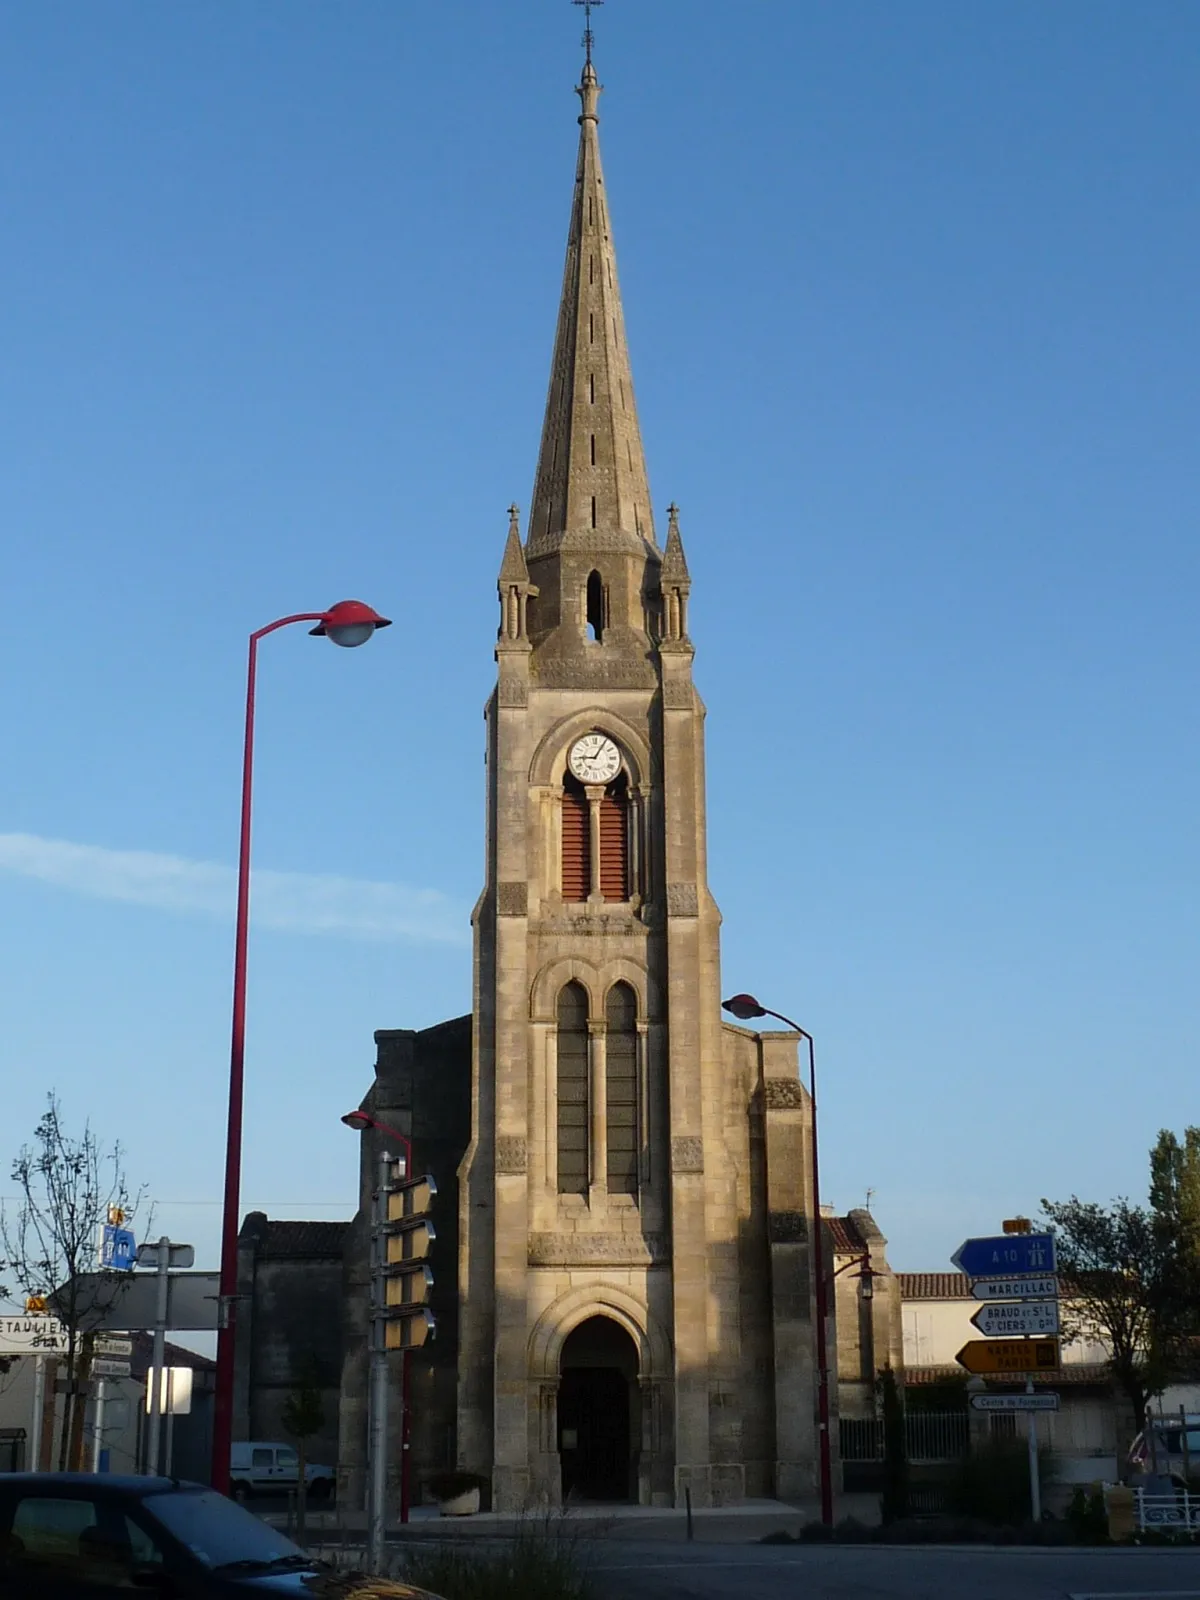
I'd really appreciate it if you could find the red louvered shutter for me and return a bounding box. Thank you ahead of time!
[599,793,628,901]
[561,791,590,901]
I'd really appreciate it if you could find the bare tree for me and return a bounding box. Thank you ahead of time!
[1,1094,149,1469]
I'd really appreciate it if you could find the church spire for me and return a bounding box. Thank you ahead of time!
[527,52,656,560]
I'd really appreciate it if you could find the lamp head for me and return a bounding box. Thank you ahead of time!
[340,1110,373,1133]
[722,993,767,1022]
[310,600,392,649]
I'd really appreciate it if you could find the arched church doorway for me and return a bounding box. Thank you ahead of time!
[558,1315,639,1503]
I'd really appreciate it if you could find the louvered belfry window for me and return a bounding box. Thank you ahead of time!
[599,782,629,901]
[605,982,639,1196]
[556,982,590,1195]
[561,777,590,902]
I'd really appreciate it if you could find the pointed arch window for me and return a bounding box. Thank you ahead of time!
[557,982,590,1196]
[586,570,605,641]
[605,983,639,1196]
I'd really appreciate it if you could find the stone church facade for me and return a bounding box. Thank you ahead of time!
[334,56,834,1512]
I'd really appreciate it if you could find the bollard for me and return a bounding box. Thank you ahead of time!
[685,1486,693,1541]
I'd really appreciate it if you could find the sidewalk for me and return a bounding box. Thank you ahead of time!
[267,1493,881,1545]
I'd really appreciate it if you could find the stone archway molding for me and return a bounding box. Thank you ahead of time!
[528,706,657,790]
[528,1282,670,1382]
[529,953,655,1023]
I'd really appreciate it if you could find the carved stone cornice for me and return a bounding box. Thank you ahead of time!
[671,1135,703,1174]
[528,1231,667,1266]
[763,1078,806,1110]
[496,1136,528,1175]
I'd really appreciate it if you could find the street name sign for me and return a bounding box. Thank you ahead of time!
[952,1234,1056,1278]
[970,1393,1060,1414]
[956,1337,1060,1375]
[94,1337,133,1357]
[971,1301,1060,1338]
[970,1275,1059,1302]
[0,1316,68,1355]
[91,1357,132,1378]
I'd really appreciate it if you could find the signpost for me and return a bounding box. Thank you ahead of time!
[956,1337,1060,1375]
[954,1227,1064,1523]
[970,1393,1060,1414]
[971,1301,1060,1339]
[952,1233,1056,1278]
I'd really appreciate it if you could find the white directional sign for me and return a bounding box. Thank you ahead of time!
[94,1337,133,1357]
[91,1357,132,1378]
[971,1300,1060,1338]
[970,1275,1059,1302]
[970,1392,1060,1414]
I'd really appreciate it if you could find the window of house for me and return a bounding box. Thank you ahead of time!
[586,570,604,641]
[605,983,639,1196]
[557,982,590,1195]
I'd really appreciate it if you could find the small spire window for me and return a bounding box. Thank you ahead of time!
[586,570,605,642]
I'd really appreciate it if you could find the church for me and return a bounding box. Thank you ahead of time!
[235,45,899,1514]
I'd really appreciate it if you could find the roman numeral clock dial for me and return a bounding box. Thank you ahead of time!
[568,734,621,785]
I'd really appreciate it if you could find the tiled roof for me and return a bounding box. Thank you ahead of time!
[906,1363,1110,1388]
[899,1273,974,1299]
[128,1330,216,1379]
[830,1216,868,1255]
[239,1216,352,1259]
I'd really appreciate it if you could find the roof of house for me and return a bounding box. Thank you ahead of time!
[899,1273,974,1299]
[129,1330,216,1379]
[238,1215,352,1259]
[830,1215,869,1255]
[905,1363,1110,1388]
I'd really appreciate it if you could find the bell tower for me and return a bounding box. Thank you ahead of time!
[458,50,817,1512]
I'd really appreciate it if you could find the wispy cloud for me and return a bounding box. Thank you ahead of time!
[0,832,467,946]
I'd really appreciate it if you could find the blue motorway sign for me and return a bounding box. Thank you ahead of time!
[952,1233,1056,1279]
[100,1224,137,1272]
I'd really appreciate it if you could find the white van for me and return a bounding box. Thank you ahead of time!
[229,1442,335,1502]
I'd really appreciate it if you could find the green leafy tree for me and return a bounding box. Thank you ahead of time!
[281,1361,326,1543]
[1149,1127,1200,1355]
[1041,1196,1172,1433]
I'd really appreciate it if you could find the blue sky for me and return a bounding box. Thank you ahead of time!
[1,1,1197,1280]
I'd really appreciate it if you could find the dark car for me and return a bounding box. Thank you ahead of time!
[0,1474,441,1598]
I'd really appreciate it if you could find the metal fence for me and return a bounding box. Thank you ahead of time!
[1135,1489,1200,1532]
[839,1412,969,1464]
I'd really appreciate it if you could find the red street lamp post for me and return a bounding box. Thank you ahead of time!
[341,1109,413,1526]
[721,992,834,1528]
[210,602,391,1496]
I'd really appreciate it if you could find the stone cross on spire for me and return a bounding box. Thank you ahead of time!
[526,42,656,561]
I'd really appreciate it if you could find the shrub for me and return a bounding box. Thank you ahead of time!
[1064,1486,1109,1543]
[400,1515,596,1600]
[944,1439,1054,1526]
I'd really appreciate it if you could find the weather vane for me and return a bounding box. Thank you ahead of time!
[573,0,603,65]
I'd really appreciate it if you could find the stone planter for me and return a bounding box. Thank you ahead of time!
[437,1486,481,1517]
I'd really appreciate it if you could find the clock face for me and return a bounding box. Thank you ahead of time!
[568,733,622,785]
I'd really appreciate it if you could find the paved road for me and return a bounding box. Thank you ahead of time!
[589,1541,1200,1600]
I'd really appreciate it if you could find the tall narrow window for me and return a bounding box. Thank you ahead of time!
[606,984,638,1196]
[586,570,604,642]
[599,772,629,901]
[557,982,590,1195]
[561,774,590,901]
